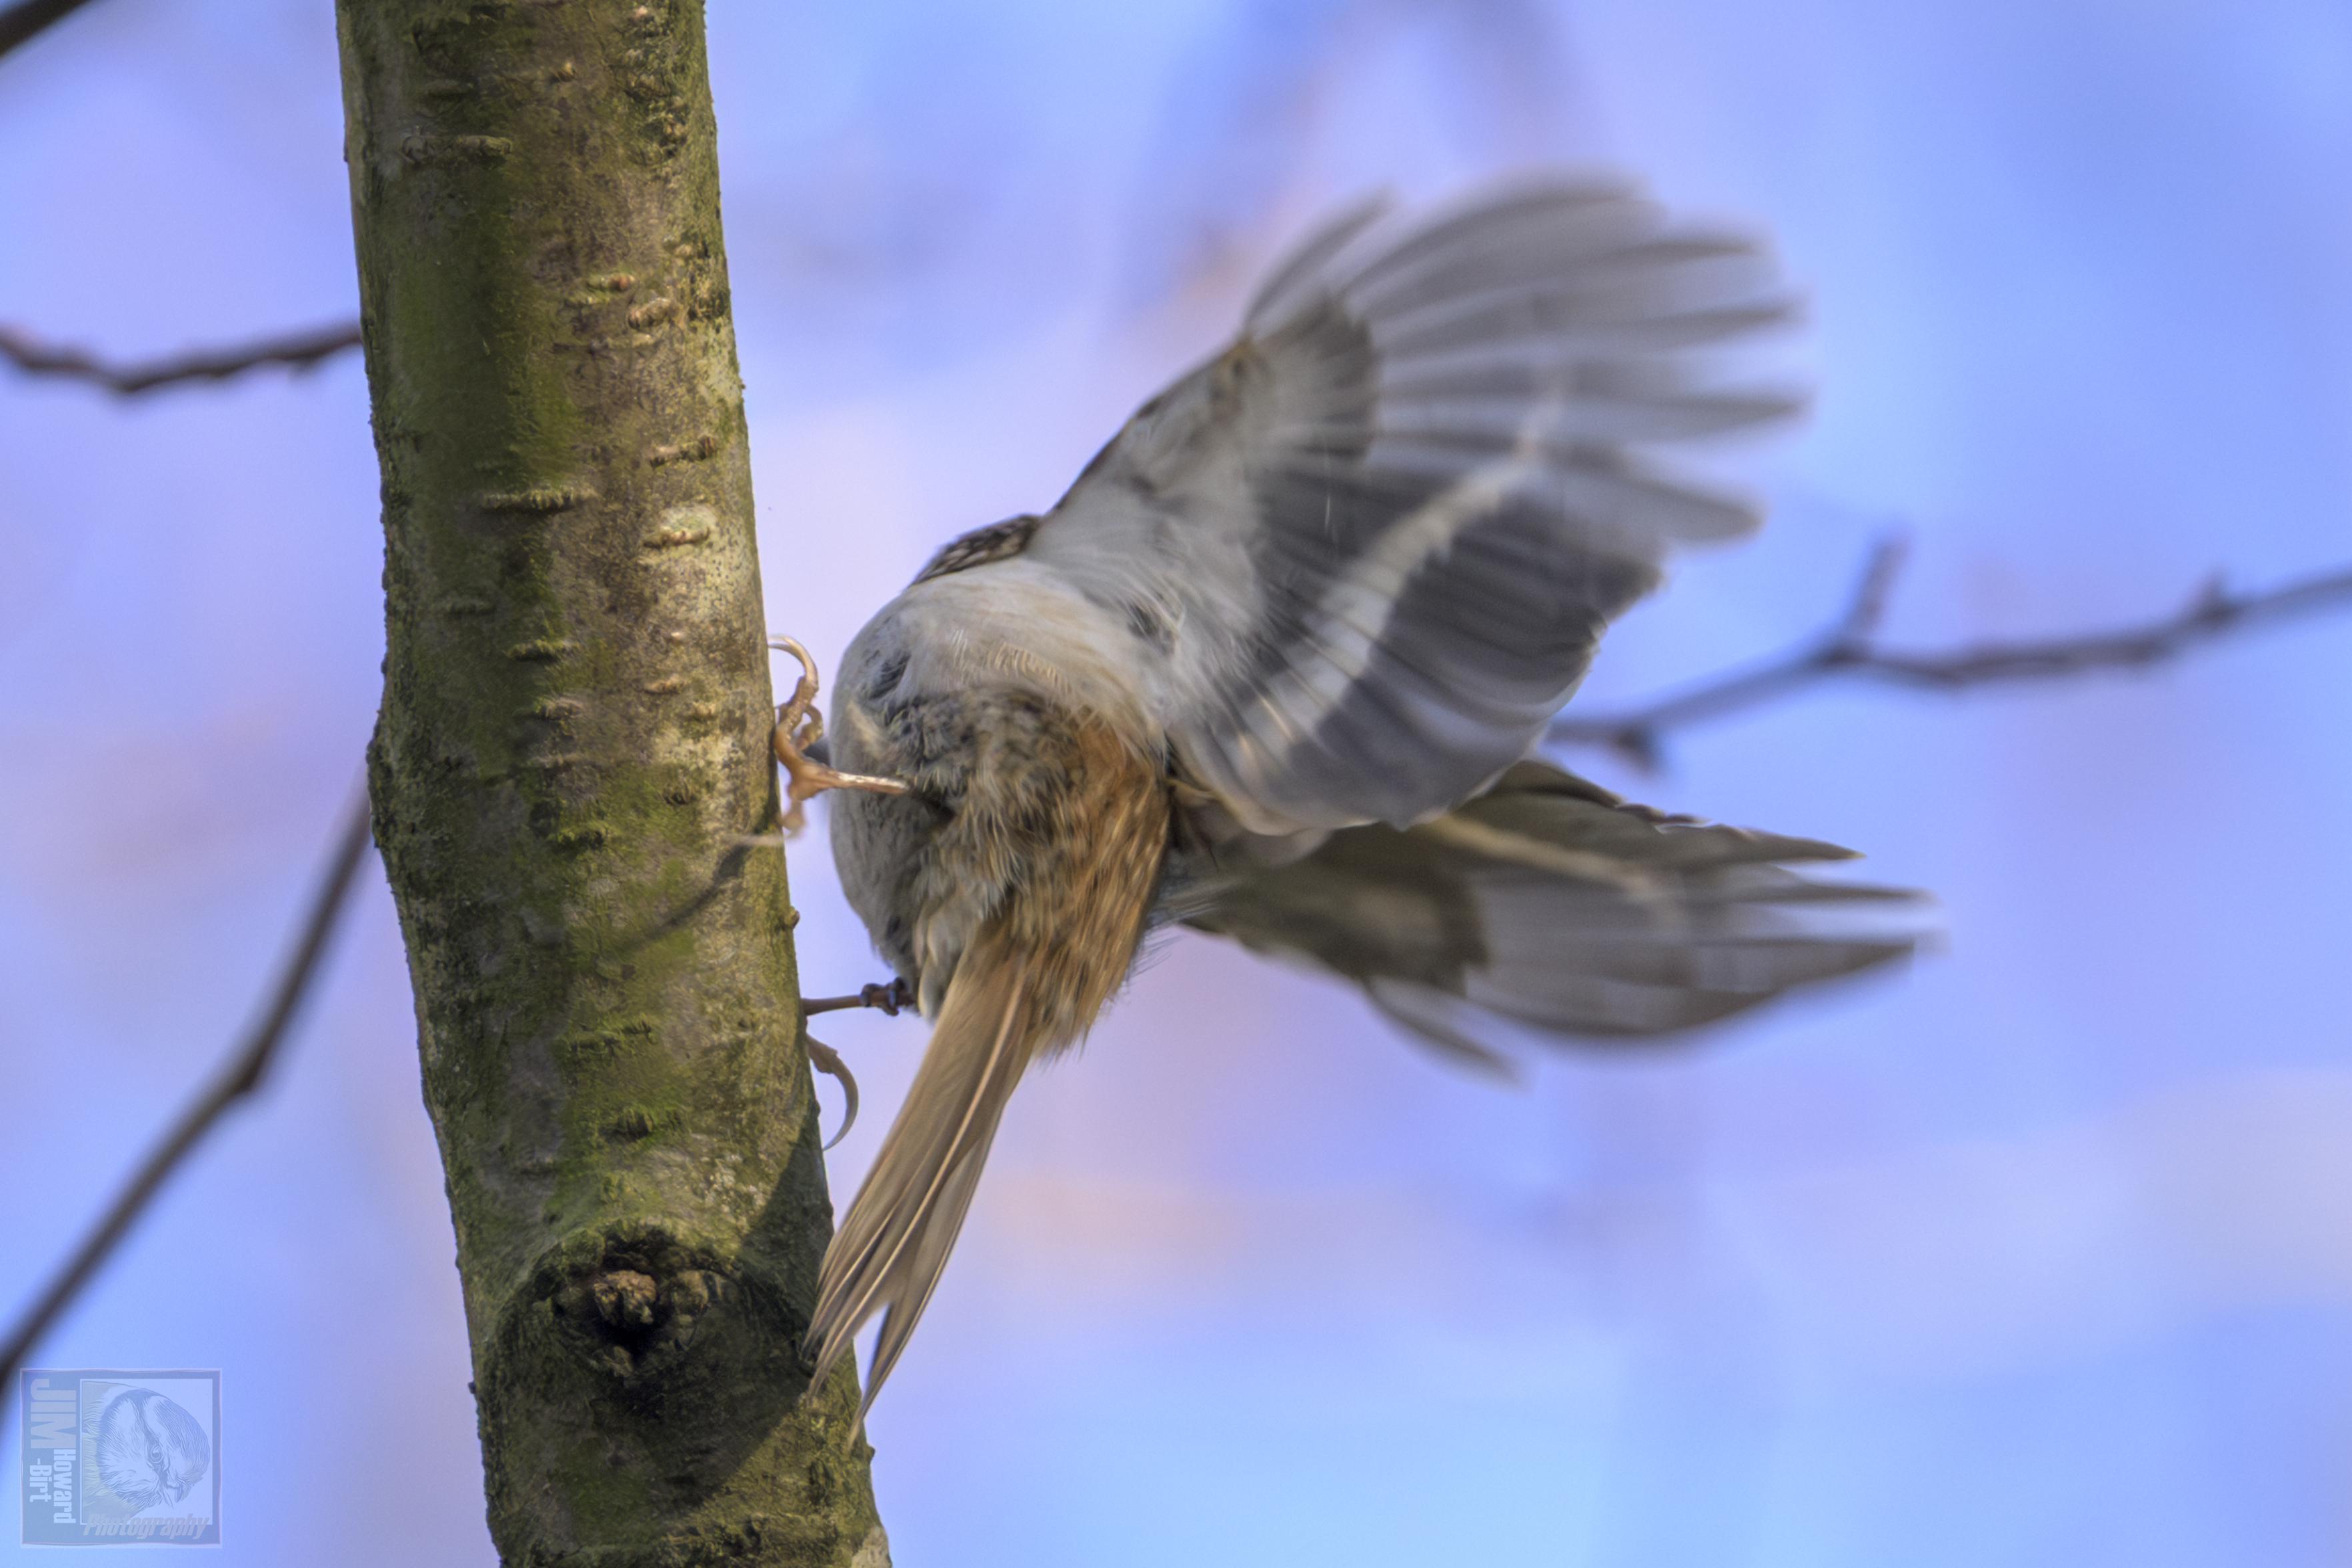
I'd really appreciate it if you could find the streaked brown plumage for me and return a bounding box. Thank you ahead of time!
[806,697,1170,1409]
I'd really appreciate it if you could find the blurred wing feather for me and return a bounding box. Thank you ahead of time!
[1031,179,1796,833]
[1189,762,1927,1052]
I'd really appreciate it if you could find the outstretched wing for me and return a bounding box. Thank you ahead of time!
[1027,177,1798,836]
[1188,762,1926,1064]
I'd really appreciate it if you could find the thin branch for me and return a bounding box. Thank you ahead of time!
[0,792,373,1391]
[0,319,363,395]
[1549,540,2352,769]
[0,0,103,61]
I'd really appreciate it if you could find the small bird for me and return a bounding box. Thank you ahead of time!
[780,177,1923,1417]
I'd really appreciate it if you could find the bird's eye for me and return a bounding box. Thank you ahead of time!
[862,651,910,703]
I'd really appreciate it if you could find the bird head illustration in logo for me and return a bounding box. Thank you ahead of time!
[91,1387,210,1512]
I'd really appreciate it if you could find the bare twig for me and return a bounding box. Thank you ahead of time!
[0,793,372,1391]
[1550,539,2352,769]
[0,319,362,395]
[0,0,103,61]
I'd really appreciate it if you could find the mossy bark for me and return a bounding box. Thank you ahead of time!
[332,4,885,1562]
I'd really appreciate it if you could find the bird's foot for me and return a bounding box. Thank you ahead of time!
[802,1033,860,1151]
[798,979,913,1149]
[802,977,915,1017]
[766,635,912,836]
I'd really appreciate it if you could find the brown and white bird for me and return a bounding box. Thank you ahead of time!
[780,177,1923,1417]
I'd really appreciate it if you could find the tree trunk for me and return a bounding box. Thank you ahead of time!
[331,4,886,1562]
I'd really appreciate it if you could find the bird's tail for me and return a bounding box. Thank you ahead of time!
[803,921,1040,1417]
[806,725,1169,1419]
[1189,761,1927,1074]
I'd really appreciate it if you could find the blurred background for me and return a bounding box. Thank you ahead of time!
[5,1,2352,1563]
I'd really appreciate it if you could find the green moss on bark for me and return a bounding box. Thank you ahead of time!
[333,3,884,1561]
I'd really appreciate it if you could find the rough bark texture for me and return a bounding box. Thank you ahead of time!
[332,4,886,1563]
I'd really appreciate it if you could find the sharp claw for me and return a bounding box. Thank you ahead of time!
[766,635,912,836]
[804,1033,860,1151]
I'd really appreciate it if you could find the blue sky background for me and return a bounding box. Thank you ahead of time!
[5,1,2352,1563]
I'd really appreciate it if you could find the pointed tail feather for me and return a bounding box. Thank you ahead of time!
[804,929,1037,1417]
